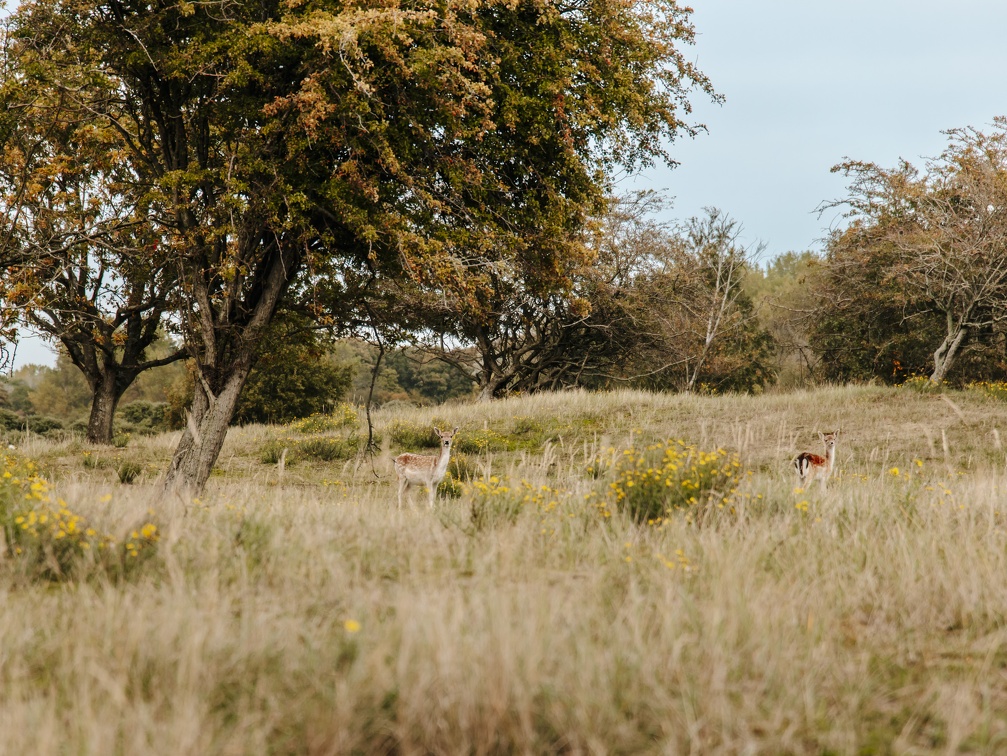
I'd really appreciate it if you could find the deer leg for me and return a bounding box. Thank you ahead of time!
[397,477,408,509]
[428,482,437,510]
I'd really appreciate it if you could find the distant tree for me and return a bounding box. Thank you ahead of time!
[27,352,93,422]
[745,251,824,387]
[405,193,679,398]
[0,44,183,444]
[384,350,475,405]
[233,317,352,426]
[829,119,1007,383]
[621,208,773,392]
[809,224,944,383]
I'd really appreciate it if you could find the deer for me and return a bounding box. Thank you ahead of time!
[394,426,459,509]
[794,430,839,491]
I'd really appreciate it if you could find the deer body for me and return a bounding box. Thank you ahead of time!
[794,430,839,490]
[394,427,458,509]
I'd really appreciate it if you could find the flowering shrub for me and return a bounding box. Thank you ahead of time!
[289,403,359,434]
[898,375,943,393]
[0,453,159,581]
[967,380,1007,402]
[453,429,513,454]
[465,476,525,531]
[436,472,464,499]
[606,441,744,524]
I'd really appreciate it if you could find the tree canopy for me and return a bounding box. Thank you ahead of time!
[1,0,717,490]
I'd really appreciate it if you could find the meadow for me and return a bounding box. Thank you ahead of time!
[3,384,1007,754]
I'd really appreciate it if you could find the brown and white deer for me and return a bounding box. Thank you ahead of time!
[394,426,459,509]
[794,430,839,490]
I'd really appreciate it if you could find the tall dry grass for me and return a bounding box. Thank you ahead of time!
[2,385,1007,753]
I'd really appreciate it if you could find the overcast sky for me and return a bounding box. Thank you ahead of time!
[11,1,1007,369]
[624,0,1007,261]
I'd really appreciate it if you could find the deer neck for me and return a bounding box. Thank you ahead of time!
[825,445,835,474]
[434,445,452,475]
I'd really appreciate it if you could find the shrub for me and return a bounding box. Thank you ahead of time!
[117,461,143,484]
[112,433,130,448]
[260,441,289,465]
[259,435,359,464]
[606,440,744,524]
[967,380,1007,401]
[453,428,513,454]
[118,401,169,433]
[448,453,479,482]
[296,435,359,462]
[0,412,65,436]
[389,421,439,450]
[466,476,524,531]
[437,472,464,499]
[899,375,944,393]
[289,403,359,434]
[0,408,22,431]
[0,452,158,581]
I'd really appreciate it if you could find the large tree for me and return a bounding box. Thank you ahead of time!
[4,0,716,492]
[829,119,1007,383]
[0,68,184,443]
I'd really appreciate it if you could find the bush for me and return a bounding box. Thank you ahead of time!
[0,408,21,431]
[967,380,1007,401]
[606,440,744,524]
[0,452,159,581]
[28,416,64,434]
[260,441,289,465]
[453,428,513,454]
[899,375,944,393]
[296,435,359,462]
[118,401,169,433]
[437,472,464,499]
[448,453,479,482]
[466,476,524,531]
[289,403,358,434]
[117,461,143,484]
[2,414,65,435]
[260,435,359,464]
[389,421,439,450]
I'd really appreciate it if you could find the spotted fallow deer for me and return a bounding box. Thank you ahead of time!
[394,426,459,509]
[794,430,839,491]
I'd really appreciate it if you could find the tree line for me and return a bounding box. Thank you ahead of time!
[0,1,1003,494]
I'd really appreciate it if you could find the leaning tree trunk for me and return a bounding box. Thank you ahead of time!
[162,244,299,495]
[929,320,967,384]
[162,360,254,495]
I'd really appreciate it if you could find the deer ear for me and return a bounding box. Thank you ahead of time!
[819,431,825,442]
[453,426,459,434]
[834,429,840,437]
[433,426,441,434]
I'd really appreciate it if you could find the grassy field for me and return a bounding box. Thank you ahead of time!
[4,384,1007,754]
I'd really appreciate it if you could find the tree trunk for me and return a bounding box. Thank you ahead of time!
[85,368,122,445]
[162,361,254,495]
[930,322,967,383]
[477,381,496,402]
[162,244,299,495]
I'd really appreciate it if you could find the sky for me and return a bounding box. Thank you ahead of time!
[624,0,1007,262]
[10,0,1007,369]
